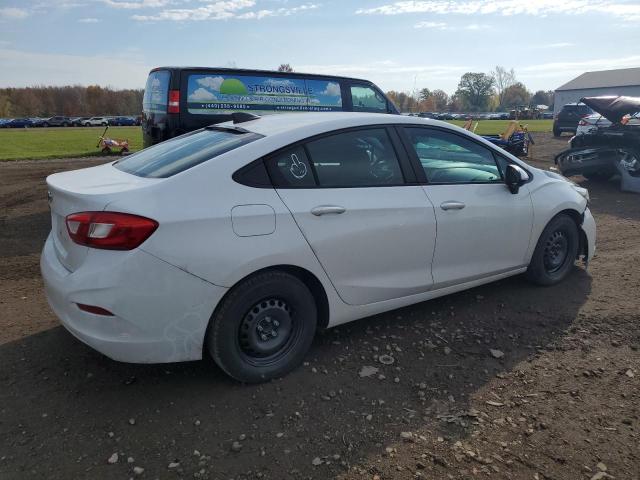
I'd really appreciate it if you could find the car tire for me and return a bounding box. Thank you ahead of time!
[101,122,107,126]
[43,122,49,128]
[526,214,579,286]
[553,126,561,137]
[206,270,317,383]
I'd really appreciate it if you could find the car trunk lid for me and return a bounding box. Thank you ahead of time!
[46,162,158,272]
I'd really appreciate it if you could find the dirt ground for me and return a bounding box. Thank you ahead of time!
[0,134,638,480]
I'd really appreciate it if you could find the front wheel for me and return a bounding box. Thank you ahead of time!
[206,271,317,383]
[526,214,579,286]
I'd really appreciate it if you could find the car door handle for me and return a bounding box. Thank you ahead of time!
[440,201,466,211]
[311,205,346,216]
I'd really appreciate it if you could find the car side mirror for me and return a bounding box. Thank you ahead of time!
[505,164,528,194]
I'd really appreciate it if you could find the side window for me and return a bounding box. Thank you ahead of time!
[350,85,387,112]
[265,146,316,187]
[305,128,403,187]
[404,128,502,184]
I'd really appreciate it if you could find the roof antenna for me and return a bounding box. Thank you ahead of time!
[232,112,260,124]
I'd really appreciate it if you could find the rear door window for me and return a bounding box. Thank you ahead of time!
[186,73,344,115]
[350,85,388,112]
[115,129,263,178]
[143,70,170,114]
[306,128,403,187]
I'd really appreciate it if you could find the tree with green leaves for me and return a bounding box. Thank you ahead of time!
[277,64,294,72]
[455,73,495,111]
[418,88,431,102]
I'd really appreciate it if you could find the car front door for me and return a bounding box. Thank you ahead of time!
[400,126,534,288]
[268,127,437,306]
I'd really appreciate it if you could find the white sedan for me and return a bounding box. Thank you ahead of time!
[41,112,596,383]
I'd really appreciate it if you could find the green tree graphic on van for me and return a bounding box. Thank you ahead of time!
[219,78,248,95]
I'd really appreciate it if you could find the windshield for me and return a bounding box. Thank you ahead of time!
[115,129,263,178]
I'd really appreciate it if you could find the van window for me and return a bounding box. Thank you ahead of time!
[116,129,263,178]
[143,70,170,114]
[186,73,344,115]
[351,85,387,112]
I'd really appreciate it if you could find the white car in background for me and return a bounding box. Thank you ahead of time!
[41,112,596,383]
[83,116,109,127]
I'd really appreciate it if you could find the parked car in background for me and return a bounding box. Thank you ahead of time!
[542,111,554,120]
[31,117,47,127]
[6,118,34,128]
[71,117,91,127]
[41,111,595,383]
[553,103,594,137]
[83,117,109,126]
[0,118,10,128]
[108,116,137,126]
[43,116,72,127]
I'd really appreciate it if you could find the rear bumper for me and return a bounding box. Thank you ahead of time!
[40,234,227,363]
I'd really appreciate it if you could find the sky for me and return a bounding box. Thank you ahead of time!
[0,0,638,95]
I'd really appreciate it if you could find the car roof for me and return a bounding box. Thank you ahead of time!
[218,112,446,138]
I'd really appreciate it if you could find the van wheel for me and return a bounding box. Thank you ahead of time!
[553,126,561,137]
[207,271,317,383]
[526,214,579,286]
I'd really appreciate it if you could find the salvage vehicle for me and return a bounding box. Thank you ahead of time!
[555,96,640,190]
[573,112,640,142]
[41,112,595,383]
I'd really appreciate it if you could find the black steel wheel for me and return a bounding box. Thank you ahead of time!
[207,270,317,383]
[526,214,579,286]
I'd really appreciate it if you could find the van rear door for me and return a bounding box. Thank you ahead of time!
[142,69,171,147]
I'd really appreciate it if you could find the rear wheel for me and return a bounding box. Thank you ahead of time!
[526,214,579,286]
[206,271,317,383]
[553,126,561,137]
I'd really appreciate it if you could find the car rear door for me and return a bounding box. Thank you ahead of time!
[399,126,534,287]
[269,126,437,306]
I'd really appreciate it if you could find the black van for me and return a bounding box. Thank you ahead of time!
[142,67,399,147]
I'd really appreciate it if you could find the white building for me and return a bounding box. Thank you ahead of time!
[554,67,640,115]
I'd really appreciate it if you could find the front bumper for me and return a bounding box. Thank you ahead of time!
[40,234,227,363]
[581,207,597,262]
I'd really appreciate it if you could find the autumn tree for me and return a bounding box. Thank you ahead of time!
[502,82,531,109]
[430,89,449,110]
[491,66,516,109]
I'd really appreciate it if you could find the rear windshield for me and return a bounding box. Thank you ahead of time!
[186,73,344,115]
[115,129,263,178]
[143,70,170,114]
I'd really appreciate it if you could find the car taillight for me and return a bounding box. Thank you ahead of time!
[66,212,158,250]
[168,90,180,114]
